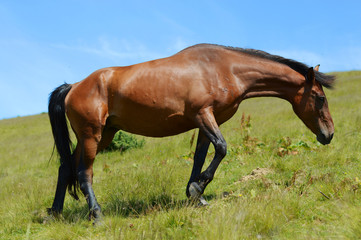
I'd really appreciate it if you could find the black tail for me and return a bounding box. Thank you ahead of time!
[48,83,79,200]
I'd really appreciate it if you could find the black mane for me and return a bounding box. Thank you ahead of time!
[221,45,335,88]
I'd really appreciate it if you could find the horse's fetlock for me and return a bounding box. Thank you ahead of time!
[200,171,213,183]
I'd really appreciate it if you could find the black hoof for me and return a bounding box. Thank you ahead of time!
[89,209,103,225]
[47,208,62,218]
[93,217,104,226]
[189,182,209,207]
[189,182,202,199]
[44,208,63,223]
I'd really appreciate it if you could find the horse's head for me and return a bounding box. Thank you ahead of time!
[291,66,334,145]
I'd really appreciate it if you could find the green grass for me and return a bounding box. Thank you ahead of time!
[0,71,361,239]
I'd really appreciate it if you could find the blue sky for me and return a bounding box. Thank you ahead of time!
[0,0,360,119]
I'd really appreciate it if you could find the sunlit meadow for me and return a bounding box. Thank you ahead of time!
[0,71,360,239]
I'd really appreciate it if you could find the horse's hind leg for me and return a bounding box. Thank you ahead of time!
[48,159,73,215]
[75,126,117,221]
[97,126,118,153]
[76,135,103,222]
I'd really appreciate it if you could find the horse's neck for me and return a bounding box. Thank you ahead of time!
[234,62,304,101]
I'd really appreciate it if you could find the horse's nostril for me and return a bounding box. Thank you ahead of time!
[317,131,333,145]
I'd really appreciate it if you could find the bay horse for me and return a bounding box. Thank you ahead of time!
[48,44,335,222]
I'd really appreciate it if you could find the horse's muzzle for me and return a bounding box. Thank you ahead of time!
[317,132,334,145]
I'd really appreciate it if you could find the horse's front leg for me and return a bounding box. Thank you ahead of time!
[188,107,227,205]
[186,131,210,202]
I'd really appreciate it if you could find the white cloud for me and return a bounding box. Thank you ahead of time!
[52,37,165,65]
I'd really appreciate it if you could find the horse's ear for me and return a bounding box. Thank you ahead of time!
[306,67,315,85]
[314,64,320,72]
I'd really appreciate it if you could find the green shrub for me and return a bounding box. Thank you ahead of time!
[103,131,145,152]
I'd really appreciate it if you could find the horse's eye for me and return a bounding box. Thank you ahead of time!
[316,96,325,109]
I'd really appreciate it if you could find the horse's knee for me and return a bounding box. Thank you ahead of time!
[215,140,227,158]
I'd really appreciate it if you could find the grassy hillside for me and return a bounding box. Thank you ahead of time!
[0,71,360,239]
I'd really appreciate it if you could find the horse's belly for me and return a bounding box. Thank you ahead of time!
[108,105,196,137]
